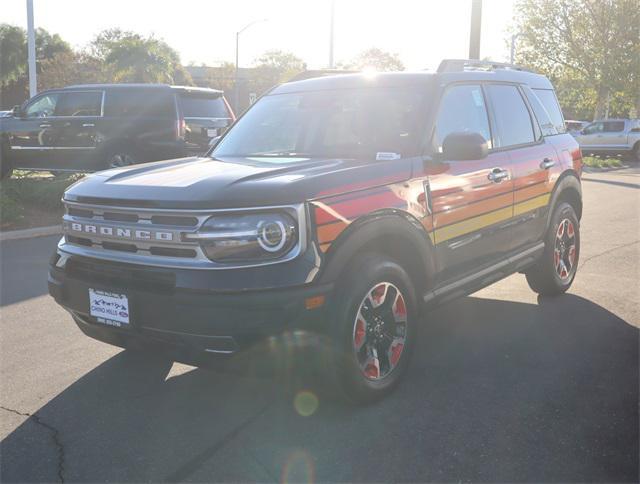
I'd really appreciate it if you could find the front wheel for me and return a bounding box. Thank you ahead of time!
[525,202,580,296]
[105,149,137,169]
[327,253,416,404]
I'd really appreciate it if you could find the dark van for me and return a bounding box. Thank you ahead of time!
[0,84,234,178]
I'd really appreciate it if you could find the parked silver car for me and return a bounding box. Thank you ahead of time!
[575,118,640,161]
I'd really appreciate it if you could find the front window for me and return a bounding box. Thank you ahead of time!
[213,87,428,162]
[24,93,59,118]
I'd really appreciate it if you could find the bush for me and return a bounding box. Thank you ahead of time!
[582,156,623,169]
[0,172,83,229]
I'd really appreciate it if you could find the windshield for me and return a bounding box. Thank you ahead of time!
[213,87,428,162]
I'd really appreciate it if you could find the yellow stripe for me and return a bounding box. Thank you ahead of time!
[514,193,551,216]
[433,193,551,245]
[435,206,513,244]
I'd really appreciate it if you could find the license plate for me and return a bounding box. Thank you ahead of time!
[89,289,130,328]
[207,128,218,137]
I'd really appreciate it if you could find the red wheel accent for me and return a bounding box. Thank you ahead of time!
[354,318,366,350]
[352,282,408,381]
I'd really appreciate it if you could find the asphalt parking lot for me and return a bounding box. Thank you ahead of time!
[1,169,638,483]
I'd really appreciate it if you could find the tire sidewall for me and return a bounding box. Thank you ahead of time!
[546,202,580,290]
[330,254,416,402]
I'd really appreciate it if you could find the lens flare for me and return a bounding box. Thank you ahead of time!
[293,390,319,417]
[281,449,315,484]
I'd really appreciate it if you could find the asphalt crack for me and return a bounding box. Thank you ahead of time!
[579,240,639,269]
[1,405,65,483]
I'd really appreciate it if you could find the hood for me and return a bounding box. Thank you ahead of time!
[64,156,413,209]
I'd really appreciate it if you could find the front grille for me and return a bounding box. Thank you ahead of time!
[61,201,214,267]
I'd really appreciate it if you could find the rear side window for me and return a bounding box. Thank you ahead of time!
[486,84,535,148]
[523,86,558,136]
[54,91,102,117]
[603,121,625,132]
[179,95,229,118]
[532,89,566,133]
[104,89,175,118]
[434,84,492,150]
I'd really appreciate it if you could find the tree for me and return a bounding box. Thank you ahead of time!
[90,29,193,85]
[339,47,405,72]
[0,24,71,87]
[253,50,306,83]
[513,0,640,119]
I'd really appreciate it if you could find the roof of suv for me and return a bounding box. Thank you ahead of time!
[63,83,223,95]
[274,61,553,95]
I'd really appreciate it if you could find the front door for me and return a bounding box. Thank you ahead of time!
[8,92,60,168]
[427,83,514,284]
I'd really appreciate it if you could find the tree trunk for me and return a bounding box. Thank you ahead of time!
[593,84,609,120]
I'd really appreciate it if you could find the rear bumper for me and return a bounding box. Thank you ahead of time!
[48,254,333,359]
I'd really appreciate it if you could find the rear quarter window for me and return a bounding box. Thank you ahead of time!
[532,88,566,134]
[179,95,230,118]
[104,89,175,118]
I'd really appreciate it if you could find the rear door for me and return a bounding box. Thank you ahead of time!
[600,120,627,149]
[427,83,514,284]
[177,92,233,154]
[48,90,104,170]
[485,84,560,251]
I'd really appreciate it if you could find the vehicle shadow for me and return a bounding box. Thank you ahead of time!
[1,294,638,483]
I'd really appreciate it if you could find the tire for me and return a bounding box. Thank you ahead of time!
[525,202,580,296]
[105,148,137,169]
[326,252,417,404]
[633,143,640,162]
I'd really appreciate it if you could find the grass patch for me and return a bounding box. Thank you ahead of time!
[0,171,84,230]
[582,156,623,169]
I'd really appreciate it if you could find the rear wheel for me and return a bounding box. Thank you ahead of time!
[327,253,416,404]
[525,202,580,296]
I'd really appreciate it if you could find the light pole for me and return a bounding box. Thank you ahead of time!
[234,19,266,114]
[26,0,37,97]
[328,0,335,68]
[510,33,522,64]
[468,0,482,60]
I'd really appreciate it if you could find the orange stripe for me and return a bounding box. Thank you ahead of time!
[317,221,348,244]
[515,182,551,204]
[434,192,513,229]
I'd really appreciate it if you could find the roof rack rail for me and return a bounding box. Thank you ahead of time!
[437,59,533,73]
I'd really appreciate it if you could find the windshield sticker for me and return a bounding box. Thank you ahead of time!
[472,89,485,107]
[376,152,401,161]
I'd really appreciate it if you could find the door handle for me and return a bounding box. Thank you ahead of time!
[39,123,51,128]
[82,123,95,127]
[488,168,509,183]
[540,158,555,169]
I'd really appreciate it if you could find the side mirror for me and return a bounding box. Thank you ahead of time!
[12,105,22,117]
[208,135,222,148]
[441,132,488,161]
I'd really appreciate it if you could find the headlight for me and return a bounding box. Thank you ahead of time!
[184,212,297,263]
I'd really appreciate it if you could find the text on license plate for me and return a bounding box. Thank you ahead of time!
[89,289,130,327]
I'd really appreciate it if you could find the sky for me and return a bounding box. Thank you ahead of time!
[2,0,517,71]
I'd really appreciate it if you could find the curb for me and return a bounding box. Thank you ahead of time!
[0,225,62,242]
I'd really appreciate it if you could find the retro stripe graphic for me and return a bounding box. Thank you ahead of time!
[313,181,552,253]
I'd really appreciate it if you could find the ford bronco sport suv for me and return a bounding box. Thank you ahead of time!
[49,60,583,403]
[0,84,234,178]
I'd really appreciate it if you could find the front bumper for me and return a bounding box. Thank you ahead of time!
[48,253,333,360]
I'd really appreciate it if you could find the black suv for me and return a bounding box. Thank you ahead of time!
[0,84,234,178]
[49,60,583,403]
